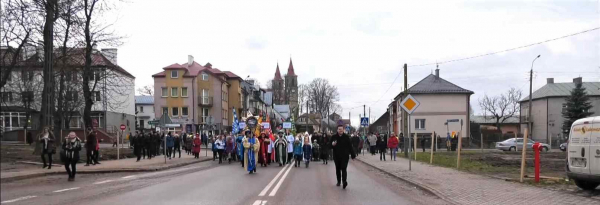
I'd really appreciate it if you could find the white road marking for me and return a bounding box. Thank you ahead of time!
[268,163,294,196]
[1,196,37,204]
[53,187,80,193]
[122,175,136,179]
[93,180,114,185]
[258,163,291,196]
[261,200,267,205]
[252,200,262,205]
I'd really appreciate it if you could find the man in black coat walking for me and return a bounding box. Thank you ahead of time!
[85,127,97,166]
[331,125,356,189]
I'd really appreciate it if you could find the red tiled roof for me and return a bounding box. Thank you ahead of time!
[210,68,224,74]
[287,58,296,76]
[274,63,283,80]
[163,63,186,69]
[224,71,242,79]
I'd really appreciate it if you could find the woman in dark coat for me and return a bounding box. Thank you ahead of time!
[61,132,82,181]
[377,136,387,161]
[37,126,56,169]
[320,133,330,165]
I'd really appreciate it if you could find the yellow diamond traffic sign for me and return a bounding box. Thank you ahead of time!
[400,94,420,114]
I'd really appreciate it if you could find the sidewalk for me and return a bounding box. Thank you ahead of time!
[356,153,599,205]
[1,152,214,182]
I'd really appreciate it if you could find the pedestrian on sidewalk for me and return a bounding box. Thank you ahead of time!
[215,135,225,164]
[61,132,81,181]
[85,127,97,166]
[377,136,387,161]
[94,133,101,165]
[174,134,182,158]
[421,137,427,152]
[350,134,360,157]
[387,134,399,161]
[211,135,218,161]
[320,132,330,165]
[368,134,377,156]
[303,136,312,168]
[112,136,117,147]
[192,133,201,158]
[37,126,56,169]
[331,125,356,189]
[293,136,302,167]
[133,132,142,162]
[285,129,295,165]
[166,132,174,159]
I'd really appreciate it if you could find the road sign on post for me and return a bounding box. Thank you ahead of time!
[120,124,126,131]
[400,94,420,171]
[360,117,369,127]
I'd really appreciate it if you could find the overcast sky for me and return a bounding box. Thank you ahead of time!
[107,0,599,127]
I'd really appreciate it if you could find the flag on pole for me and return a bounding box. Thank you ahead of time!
[232,109,239,134]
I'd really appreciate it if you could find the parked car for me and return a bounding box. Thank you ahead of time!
[495,138,550,152]
[566,116,600,191]
[560,142,568,152]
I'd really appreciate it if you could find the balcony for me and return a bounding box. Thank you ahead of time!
[198,96,213,107]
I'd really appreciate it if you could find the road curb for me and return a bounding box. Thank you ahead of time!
[1,158,212,183]
[354,157,460,205]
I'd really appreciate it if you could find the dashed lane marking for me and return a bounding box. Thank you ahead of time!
[53,187,80,193]
[93,180,114,185]
[252,200,267,205]
[1,196,37,204]
[121,175,136,179]
[268,163,294,196]
[258,163,292,196]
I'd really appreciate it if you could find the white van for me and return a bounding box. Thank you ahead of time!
[566,116,600,190]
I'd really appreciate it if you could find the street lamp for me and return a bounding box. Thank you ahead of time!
[528,55,541,141]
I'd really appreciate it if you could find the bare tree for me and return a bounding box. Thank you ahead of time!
[137,85,154,96]
[306,78,340,120]
[81,0,126,128]
[1,0,36,89]
[479,88,522,132]
[298,84,308,113]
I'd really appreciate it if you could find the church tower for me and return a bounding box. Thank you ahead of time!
[272,63,285,105]
[285,58,299,118]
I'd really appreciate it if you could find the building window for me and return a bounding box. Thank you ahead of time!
[202,72,209,81]
[91,113,104,128]
[172,107,179,116]
[21,91,33,102]
[6,72,11,82]
[66,91,78,101]
[202,108,209,123]
[93,91,101,101]
[68,116,81,128]
[181,87,188,97]
[182,107,188,116]
[171,70,178,78]
[222,91,227,101]
[22,70,34,81]
[162,107,168,115]
[1,92,13,102]
[162,87,168,97]
[139,120,145,129]
[223,109,228,120]
[415,119,425,130]
[171,87,178,97]
[140,106,144,113]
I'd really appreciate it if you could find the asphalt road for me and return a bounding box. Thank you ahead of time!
[1,157,448,205]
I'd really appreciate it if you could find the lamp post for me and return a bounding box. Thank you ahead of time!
[528,55,541,140]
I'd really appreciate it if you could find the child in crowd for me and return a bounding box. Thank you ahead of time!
[303,136,312,168]
[293,137,303,167]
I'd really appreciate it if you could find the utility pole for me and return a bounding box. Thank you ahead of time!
[403,64,408,157]
[363,105,366,137]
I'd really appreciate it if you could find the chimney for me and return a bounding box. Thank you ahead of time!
[573,77,582,85]
[101,48,118,65]
[435,68,440,78]
[547,78,554,84]
[188,55,194,65]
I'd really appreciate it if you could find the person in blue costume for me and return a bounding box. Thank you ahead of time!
[236,132,246,167]
[243,130,260,174]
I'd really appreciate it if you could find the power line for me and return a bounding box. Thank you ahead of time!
[411,27,600,67]
[366,27,599,108]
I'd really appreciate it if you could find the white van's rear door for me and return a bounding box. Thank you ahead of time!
[590,117,600,175]
[568,120,591,175]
